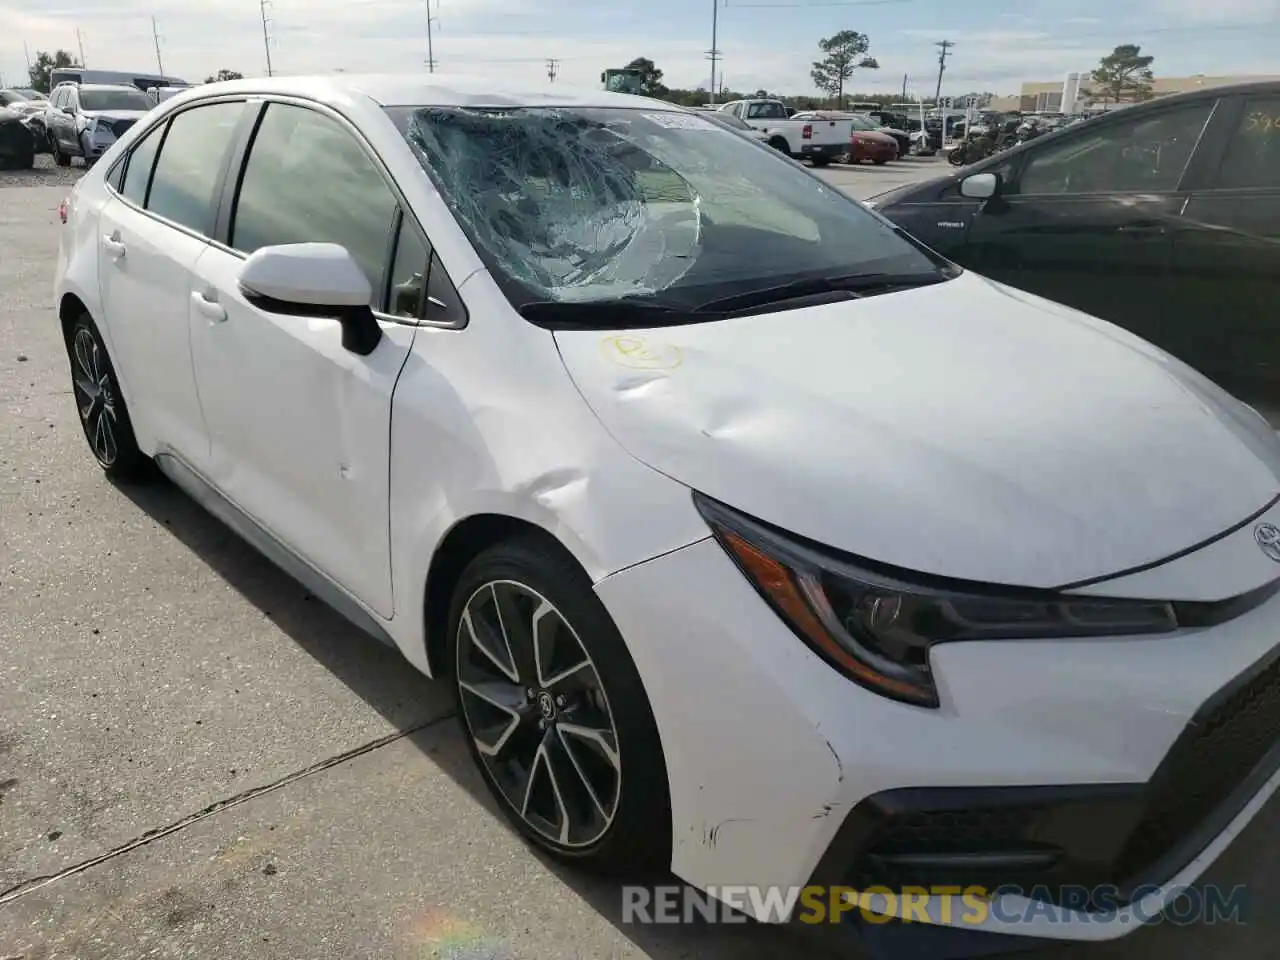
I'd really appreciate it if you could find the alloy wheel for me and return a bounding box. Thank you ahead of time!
[456,579,622,849]
[71,327,119,466]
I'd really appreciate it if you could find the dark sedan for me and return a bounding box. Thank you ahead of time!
[868,81,1280,424]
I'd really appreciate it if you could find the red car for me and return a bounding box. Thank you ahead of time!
[847,129,899,164]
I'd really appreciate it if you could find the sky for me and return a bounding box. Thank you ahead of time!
[3,0,1278,99]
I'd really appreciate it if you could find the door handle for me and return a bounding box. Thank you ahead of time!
[102,234,126,259]
[191,290,227,323]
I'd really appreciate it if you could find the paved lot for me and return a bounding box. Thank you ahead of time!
[0,156,1276,959]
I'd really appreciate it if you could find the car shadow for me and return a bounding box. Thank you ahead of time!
[108,472,858,960]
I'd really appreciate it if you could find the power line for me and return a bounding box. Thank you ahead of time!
[260,0,274,77]
[151,15,165,76]
[933,38,953,102]
[546,57,559,81]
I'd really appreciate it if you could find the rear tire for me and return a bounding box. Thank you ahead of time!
[810,156,831,168]
[448,535,671,874]
[64,313,150,481]
[767,136,789,154]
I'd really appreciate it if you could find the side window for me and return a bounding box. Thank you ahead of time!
[229,103,398,304]
[120,122,165,204]
[1213,98,1280,190]
[386,214,431,318]
[146,102,244,235]
[51,88,64,109]
[425,252,467,326]
[1018,101,1214,196]
[65,89,78,113]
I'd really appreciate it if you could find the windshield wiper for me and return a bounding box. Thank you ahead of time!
[691,271,949,314]
[518,299,700,329]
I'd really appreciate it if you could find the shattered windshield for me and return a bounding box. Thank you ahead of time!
[386,105,944,314]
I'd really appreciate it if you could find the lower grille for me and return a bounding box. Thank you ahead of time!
[1111,647,1280,884]
[110,118,137,137]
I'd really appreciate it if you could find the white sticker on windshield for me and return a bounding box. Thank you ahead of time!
[644,112,717,130]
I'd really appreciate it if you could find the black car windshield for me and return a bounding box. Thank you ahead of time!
[80,89,152,112]
[387,105,949,320]
[849,115,880,131]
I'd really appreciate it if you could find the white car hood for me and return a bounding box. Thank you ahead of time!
[555,271,1280,589]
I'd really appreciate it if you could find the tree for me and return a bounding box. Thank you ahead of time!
[810,31,878,109]
[624,57,666,98]
[28,49,80,94]
[1090,45,1155,104]
[204,69,245,83]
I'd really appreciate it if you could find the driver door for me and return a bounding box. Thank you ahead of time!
[962,98,1217,348]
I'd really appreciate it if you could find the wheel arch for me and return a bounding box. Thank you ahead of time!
[422,512,586,678]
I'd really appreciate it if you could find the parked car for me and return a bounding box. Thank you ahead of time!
[55,74,1280,949]
[841,114,899,164]
[0,89,47,154]
[0,104,35,168]
[868,80,1280,424]
[45,82,154,167]
[852,113,910,157]
[716,98,847,165]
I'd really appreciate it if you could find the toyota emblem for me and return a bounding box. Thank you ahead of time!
[1255,523,1280,563]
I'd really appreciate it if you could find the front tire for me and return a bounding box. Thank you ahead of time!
[810,156,831,168]
[50,134,70,167]
[65,314,149,480]
[448,536,671,873]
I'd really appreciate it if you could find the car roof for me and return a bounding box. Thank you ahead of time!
[76,83,149,92]
[184,73,677,110]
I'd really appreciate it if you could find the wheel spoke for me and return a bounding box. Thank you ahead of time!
[521,733,572,844]
[558,721,621,773]
[73,331,95,383]
[97,406,117,464]
[492,583,539,685]
[555,725,609,820]
[533,600,592,691]
[461,605,518,683]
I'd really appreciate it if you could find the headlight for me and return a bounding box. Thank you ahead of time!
[77,116,95,134]
[694,493,1178,709]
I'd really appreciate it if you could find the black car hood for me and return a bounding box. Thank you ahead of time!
[0,106,22,123]
[866,172,955,206]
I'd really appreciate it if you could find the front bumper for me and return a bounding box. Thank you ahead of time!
[595,532,1280,941]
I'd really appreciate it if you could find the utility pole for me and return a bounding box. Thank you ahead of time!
[901,73,908,102]
[23,40,32,76]
[933,39,953,104]
[425,0,438,72]
[260,0,274,77]
[546,58,559,82]
[76,28,87,67]
[151,16,166,76]
[706,0,721,106]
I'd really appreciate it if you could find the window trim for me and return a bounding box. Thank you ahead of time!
[218,95,467,329]
[1010,96,1223,199]
[105,94,251,248]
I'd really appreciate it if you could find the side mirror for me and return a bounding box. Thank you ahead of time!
[237,242,382,356]
[959,171,1001,200]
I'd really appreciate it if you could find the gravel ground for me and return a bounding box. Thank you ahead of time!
[0,152,87,190]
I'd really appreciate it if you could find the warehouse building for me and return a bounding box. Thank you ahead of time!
[1009,72,1280,113]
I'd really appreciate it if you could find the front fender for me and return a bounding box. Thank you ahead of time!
[384,277,710,675]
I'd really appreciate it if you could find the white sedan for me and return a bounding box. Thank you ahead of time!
[54,74,1280,945]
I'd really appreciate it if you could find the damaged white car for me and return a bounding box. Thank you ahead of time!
[54,75,1280,946]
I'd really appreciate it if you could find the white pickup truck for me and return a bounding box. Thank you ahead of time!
[715,98,848,165]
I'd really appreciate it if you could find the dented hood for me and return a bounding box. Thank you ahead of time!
[554,271,1280,589]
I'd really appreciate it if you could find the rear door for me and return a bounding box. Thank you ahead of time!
[95,100,247,462]
[961,97,1219,348]
[1168,92,1280,423]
